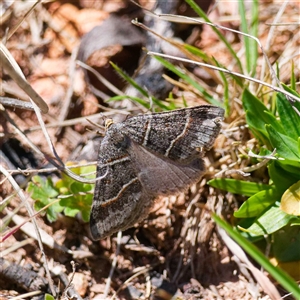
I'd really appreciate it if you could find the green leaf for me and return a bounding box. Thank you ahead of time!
[262,111,285,134]
[245,111,270,146]
[242,89,271,125]
[276,93,300,140]
[280,180,300,216]
[278,160,300,173]
[208,178,272,196]
[234,188,280,218]
[27,176,62,222]
[242,204,295,236]
[63,205,80,218]
[55,163,95,222]
[273,225,300,262]
[281,83,300,112]
[268,161,300,194]
[266,125,300,161]
[59,180,93,222]
[44,294,55,300]
[27,176,59,200]
[110,62,149,98]
[70,181,93,194]
[108,95,150,109]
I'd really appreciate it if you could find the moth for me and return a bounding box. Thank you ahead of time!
[90,105,224,240]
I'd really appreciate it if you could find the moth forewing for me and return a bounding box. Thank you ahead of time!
[90,105,224,240]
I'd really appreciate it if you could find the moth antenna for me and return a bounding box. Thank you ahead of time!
[86,118,105,136]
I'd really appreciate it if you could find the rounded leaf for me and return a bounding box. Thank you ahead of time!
[280,180,300,216]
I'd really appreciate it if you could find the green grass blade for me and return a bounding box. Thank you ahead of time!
[109,62,173,110]
[213,58,229,116]
[238,0,259,74]
[291,60,296,90]
[213,215,300,299]
[110,61,149,98]
[250,0,259,71]
[186,0,243,73]
[153,56,222,106]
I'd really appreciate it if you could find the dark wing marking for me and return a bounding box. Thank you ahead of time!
[119,105,224,160]
[90,126,145,240]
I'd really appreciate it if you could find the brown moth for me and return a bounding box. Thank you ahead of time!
[90,105,224,240]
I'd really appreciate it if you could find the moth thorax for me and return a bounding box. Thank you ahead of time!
[105,119,114,130]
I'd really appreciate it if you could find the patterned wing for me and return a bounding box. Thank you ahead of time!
[90,125,153,240]
[90,132,206,240]
[120,105,224,161]
[90,105,224,240]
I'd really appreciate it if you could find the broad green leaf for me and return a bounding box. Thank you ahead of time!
[33,200,63,222]
[59,185,93,223]
[81,204,92,222]
[242,205,295,236]
[44,294,55,300]
[234,188,280,218]
[281,83,300,112]
[27,176,63,222]
[245,111,270,146]
[27,176,59,200]
[242,89,272,125]
[208,178,272,196]
[268,161,300,194]
[63,205,80,218]
[55,164,94,222]
[70,181,93,194]
[276,93,300,140]
[263,111,285,134]
[277,159,300,172]
[273,225,300,262]
[280,180,300,216]
[266,125,300,161]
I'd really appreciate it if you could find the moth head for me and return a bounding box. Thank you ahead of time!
[104,121,130,150]
[105,119,114,131]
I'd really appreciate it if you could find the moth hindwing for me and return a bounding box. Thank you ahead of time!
[90,105,224,240]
